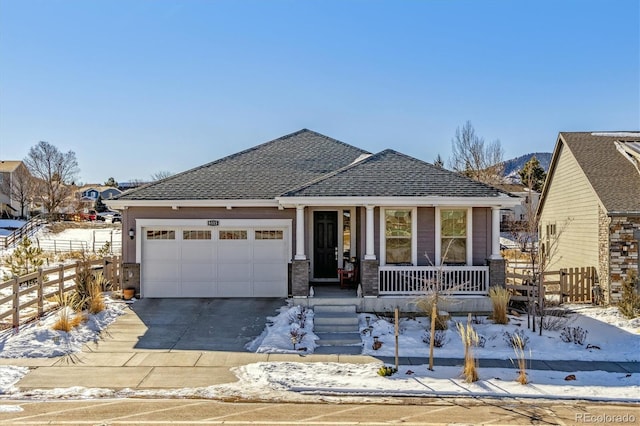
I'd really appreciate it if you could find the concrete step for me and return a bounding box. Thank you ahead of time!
[315,332,362,346]
[314,324,360,333]
[314,345,363,355]
[314,313,359,326]
[313,304,357,314]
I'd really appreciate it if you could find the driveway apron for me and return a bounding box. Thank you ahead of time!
[129,298,285,351]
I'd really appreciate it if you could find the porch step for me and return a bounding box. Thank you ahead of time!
[314,345,363,355]
[313,304,357,314]
[312,303,362,349]
[315,332,362,346]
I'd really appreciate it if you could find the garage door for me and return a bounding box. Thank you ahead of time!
[141,226,289,298]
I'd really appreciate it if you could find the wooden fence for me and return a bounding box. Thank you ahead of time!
[505,261,595,304]
[0,256,121,330]
[0,216,47,249]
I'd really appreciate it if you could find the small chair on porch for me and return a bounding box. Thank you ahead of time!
[338,259,359,289]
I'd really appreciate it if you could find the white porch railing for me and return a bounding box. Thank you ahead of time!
[379,265,489,296]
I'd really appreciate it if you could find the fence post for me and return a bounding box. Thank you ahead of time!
[37,267,44,317]
[12,276,19,331]
[58,264,64,299]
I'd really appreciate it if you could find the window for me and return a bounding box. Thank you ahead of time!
[146,230,175,240]
[255,230,283,240]
[384,209,412,264]
[343,210,351,261]
[219,230,247,240]
[440,209,467,264]
[183,230,211,240]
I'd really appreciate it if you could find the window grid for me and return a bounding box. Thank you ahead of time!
[183,230,211,240]
[219,230,248,240]
[255,230,283,240]
[146,230,175,240]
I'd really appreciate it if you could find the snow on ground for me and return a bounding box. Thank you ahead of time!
[0,302,638,402]
[0,296,126,358]
[246,304,318,354]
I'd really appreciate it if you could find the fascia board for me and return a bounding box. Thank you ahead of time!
[105,199,279,210]
[276,196,521,208]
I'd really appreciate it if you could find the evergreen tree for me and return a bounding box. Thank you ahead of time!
[104,177,118,187]
[433,154,444,168]
[519,156,546,192]
[4,237,45,278]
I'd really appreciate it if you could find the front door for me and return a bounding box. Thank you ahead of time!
[314,211,338,279]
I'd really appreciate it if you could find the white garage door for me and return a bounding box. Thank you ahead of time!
[141,225,289,298]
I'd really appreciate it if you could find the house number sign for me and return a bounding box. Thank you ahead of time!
[207,220,220,226]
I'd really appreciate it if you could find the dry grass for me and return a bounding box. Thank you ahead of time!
[52,307,84,332]
[456,314,479,383]
[512,333,529,384]
[415,297,449,330]
[88,281,106,314]
[489,286,511,324]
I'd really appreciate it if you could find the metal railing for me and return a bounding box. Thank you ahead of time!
[379,265,489,296]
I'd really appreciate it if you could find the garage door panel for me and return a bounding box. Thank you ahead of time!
[253,263,286,281]
[181,263,215,281]
[218,243,251,262]
[180,281,217,297]
[146,243,179,260]
[254,281,287,297]
[254,243,286,261]
[218,282,252,297]
[218,264,252,281]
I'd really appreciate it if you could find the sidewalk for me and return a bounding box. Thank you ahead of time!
[4,304,639,392]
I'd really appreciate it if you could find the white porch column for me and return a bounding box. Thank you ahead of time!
[294,205,307,260]
[490,206,502,259]
[364,205,376,260]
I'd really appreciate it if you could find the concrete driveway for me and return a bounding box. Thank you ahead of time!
[128,298,285,351]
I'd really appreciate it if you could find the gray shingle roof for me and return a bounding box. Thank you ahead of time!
[116,129,370,200]
[281,149,512,198]
[559,132,640,213]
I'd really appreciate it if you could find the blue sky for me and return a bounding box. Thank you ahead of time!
[1,0,638,184]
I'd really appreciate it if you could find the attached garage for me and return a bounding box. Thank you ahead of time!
[138,219,291,298]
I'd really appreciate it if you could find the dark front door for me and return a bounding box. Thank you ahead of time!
[314,211,338,279]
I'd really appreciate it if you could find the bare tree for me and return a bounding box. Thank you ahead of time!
[449,121,504,185]
[1,164,36,219]
[24,141,79,216]
[151,170,172,181]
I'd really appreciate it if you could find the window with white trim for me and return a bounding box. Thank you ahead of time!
[219,230,247,240]
[183,230,211,240]
[146,230,175,240]
[440,209,467,265]
[255,230,283,240]
[384,209,412,264]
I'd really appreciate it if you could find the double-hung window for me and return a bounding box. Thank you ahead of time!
[383,208,415,265]
[438,208,470,265]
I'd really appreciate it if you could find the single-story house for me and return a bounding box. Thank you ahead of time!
[537,132,640,303]
[106,129,520,309]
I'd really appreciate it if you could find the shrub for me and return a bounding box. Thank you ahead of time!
[377,365,398,377]
[511,333,529,385]
[52,307,84,332]
[560,326,588,345]
[503,329,530,349]
[422,330,447,347]
[541,310,569,331]
[489,286,511,324]
[618,270,640,319]
[456,314,479,383]
[3,237,45,280]
[88,280,106,315]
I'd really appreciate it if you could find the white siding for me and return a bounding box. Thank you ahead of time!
[539,144,600,271]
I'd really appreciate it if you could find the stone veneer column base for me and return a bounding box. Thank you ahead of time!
[361,259,380,297]
[291,260,310,297]
[487,258,506,288]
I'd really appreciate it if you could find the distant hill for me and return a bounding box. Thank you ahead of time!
[502,152,552,182]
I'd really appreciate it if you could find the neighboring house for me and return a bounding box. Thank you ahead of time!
[497,184,541,230]
[538,132,640,303]
[107,129,520,310]
[76,185,122,207]
[0,160,34,218]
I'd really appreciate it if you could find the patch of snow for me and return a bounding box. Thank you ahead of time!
[0,220,26,229]
[0,365,28,395]
[591,132,640,137]
[246,305,318,354]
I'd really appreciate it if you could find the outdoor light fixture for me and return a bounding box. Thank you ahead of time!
[128,228,135,240]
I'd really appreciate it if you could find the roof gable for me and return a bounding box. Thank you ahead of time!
[281,149,512,198]
[116,129,370,201]
[540,132,640,214]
